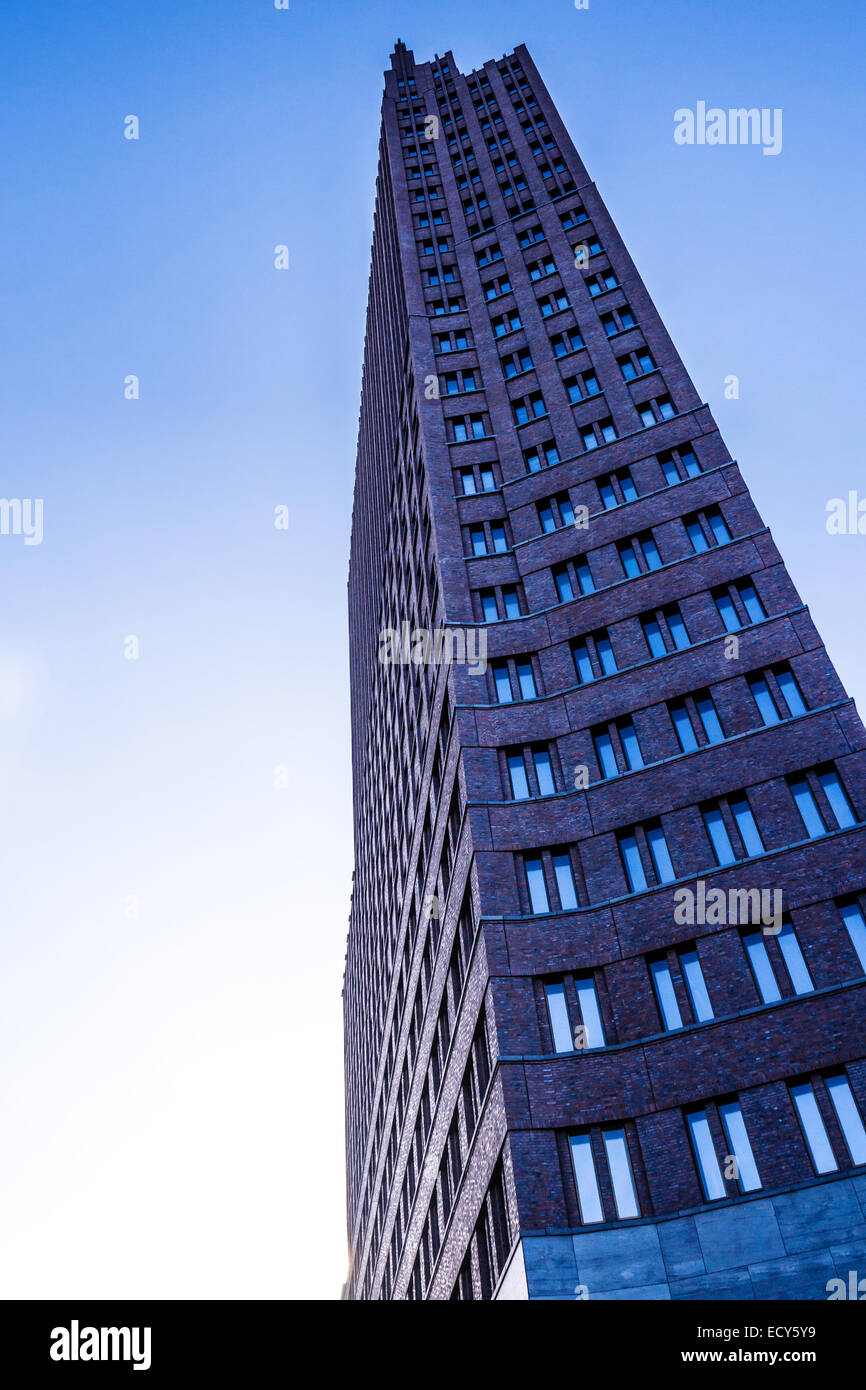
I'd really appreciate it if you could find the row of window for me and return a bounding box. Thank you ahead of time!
[519,762,857,914]
[567,1069,866,1229]
[542,898,866,1054]
[495,662,806,799]
[484,578,766,707]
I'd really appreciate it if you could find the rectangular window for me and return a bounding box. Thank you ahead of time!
[704,806,736,865]
[619,719,643,771]
[730,795,764,856]
[719,1101,761,1192]
[777,921,814,995]
[687,1110,726,1200]
[553,852,578,910]
[603,1130,640,1218]
[507,752,530,800]
[554,565,574,603]
[819,768,857,828]
[777,667,807,716]
[791,1082,838,1174]
[646,823,675,883]
[594,729,618,779]
[618,832,646,893]
[748,674,780,726]
[492,662,512,704]
[696,693,724,744]
[516,659,537,700]
[569,1135,603,1224]
[545,980,573,1053]
[650,958,683,1031]
[840,900,866,973]
[743,931,782,1004]
[525,856,550,914]
[533,747,555,795]
[670,701,698,752]
[826,1073,866,1165]
[575,977,605,1048]
[788,776,825,838]
[502,586,520,618]
[680,949,714,1022]
[481,590,498,622]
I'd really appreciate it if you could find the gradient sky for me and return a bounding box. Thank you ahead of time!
[0,0,863,1300]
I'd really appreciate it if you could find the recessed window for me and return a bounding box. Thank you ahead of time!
[791,1082,838,1174]
[839,899,866,973]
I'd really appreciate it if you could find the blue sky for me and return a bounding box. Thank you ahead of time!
[0,0,863,1299]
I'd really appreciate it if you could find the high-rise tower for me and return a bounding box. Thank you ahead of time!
[343,41,866,1300]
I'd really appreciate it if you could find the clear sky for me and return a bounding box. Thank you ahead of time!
[0,0,862,1300]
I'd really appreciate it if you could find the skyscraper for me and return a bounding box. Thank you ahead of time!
[343,41,866,1300]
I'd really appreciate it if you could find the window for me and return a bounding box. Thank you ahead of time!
[618,821,675,892]
[777,921,814,995]
[703,805,735,866]
[618,349,655,380]
[492,661,513,704]
[545,980,573,1052]
[730,794,764,855]
[839,899,866,973]
[713,579,767,632]
[507,752,530,800]
[598,469,638,508]
[637,394,676,425]
[594,729,618,780]
[777,665,807,716]
[827,1073,866,1165]
[658,446,701,484]
[670,700,698,752]
[748,674,780,726]
[650,957,683,1031]
[533,746,555,794]
[618,531,662,576]
[600,305,636,336]
[502,585,520,618]
[619,718,643,771]
[719,1101,762,1192]
[603,1130,640,1218]
[502,348,533,378]
[516,659,537,699]
[569,1132,639,1224]
[743,930,783,1004]
[687,1110,726,1200]
[553,852,578,910]
[646,822,675,882]
[641,605,689,657]
[469,526,487,556]
[791,1082,838,1174]
[685,507,731,551]
[569,1135,603,1223]
[480,589,498,622]
[819,767,857,828]
[490,522,508,553]
[572,628,617,684]
[492,310,522,337]
[681,948,714,1021]
[581,418,617,450]
[523,440,559,473]
[539,290,570,317]
[524,856,549,913]
[550,326,584,357]
[460,468,477,496]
